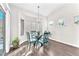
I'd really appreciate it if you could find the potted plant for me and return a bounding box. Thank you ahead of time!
[12,37,19,49]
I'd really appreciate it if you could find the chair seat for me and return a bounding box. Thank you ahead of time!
[30,41,36,43]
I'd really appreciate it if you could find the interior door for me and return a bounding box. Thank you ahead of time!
[0,5,5,56]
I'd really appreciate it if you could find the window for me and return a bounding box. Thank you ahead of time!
[21,19,24,35]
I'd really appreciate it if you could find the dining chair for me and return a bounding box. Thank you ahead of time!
[29,31,38,49]
[43,32,49,45]
[36,31,50,49]
[26,32,30,50]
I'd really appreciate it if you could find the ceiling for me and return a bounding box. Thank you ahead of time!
[9,3,65,17]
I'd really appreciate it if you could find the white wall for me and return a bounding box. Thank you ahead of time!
[42,17,48,32]
[46,4,79,47]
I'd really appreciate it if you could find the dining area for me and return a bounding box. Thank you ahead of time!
[26,31,51,56]
[1,3,79,56]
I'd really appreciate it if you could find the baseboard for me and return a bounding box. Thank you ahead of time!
[49,38,79,48]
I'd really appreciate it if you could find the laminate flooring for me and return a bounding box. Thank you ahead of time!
[26,40,79,56]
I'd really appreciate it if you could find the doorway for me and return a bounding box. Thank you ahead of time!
[0,5,5,56]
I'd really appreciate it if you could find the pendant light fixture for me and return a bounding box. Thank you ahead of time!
[47,17,48,31]
[37,5,40,32]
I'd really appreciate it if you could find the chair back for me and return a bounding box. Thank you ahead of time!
[29,31,37,42]
[26,32,30,42]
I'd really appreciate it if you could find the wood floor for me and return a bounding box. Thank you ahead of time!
[26,40,79,56]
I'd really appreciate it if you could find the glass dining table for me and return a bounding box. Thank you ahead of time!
[26,31,50,50]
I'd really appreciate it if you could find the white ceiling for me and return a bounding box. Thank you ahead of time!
[9,3,65,16]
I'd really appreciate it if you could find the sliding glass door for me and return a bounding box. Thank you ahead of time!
[0,5,5,56]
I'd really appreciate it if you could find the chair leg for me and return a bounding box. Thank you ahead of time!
[29,43,31,50]
[28,43,31,51]
[36,43,42,50]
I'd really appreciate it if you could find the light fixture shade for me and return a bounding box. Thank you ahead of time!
[49,21,54,25]
[58,18,64,26]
